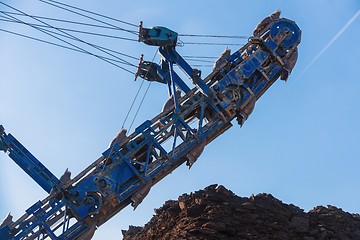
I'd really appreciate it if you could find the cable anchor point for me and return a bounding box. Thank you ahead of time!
[134,54,144,81]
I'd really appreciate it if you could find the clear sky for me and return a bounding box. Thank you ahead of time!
[0,0,359,239]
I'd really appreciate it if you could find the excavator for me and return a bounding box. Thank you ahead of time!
[0,11,301,239]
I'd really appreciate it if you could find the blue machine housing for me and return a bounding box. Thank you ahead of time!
[0,15,301,240]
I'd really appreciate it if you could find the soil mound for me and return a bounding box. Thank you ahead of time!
[122,184,360,240]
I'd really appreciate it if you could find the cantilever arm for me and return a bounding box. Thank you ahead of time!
[0,125,8,152]
[0,125,61,193]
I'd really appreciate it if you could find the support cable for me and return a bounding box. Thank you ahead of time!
[0,27,137,67]
[129,81,152,132]
[183,58,215,63]
[0,10,135,32]
[0,3,137,70]
[190,64,212,67]
[179,33,249,39]
[0,17,135,74]
[39,0,138,34]
[0,16,138,64]
[121,79,145,128]
[43,0,138,28]
[123,50,158,130]
[0,16,138,42]
[183,56,217,59]
[182,42,244,46]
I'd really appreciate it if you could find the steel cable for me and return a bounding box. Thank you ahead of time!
[179,33,249,39]
[0,16,138,42]
[0,10,137,32]
[43,0,138,28]
[124,50,158,131]
[39,0,138,34]
[0,16,139,62]
[0,3,137,70]
[0,27,132,64]
[182,42,244,46]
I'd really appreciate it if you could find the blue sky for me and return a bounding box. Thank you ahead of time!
[0,0,359,239]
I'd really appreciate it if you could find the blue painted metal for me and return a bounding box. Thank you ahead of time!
[0,13,301,239]
[138,23,178,47]
[159,47,211,96]
[0,226,12,239]
[0,127,61,193]
[269,19,301,47]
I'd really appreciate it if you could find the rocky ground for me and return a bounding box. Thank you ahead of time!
[122,184,360,240]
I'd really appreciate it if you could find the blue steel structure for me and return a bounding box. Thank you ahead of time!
[0,13,300,239]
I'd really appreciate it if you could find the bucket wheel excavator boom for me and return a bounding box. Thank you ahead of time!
[0,11,301,239]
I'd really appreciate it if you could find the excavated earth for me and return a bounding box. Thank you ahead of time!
[122,184,360,240]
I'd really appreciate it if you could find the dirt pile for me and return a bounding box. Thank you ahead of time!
[122,184,360,240]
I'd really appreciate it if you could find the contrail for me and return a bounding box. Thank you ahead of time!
[294,9,360,81]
